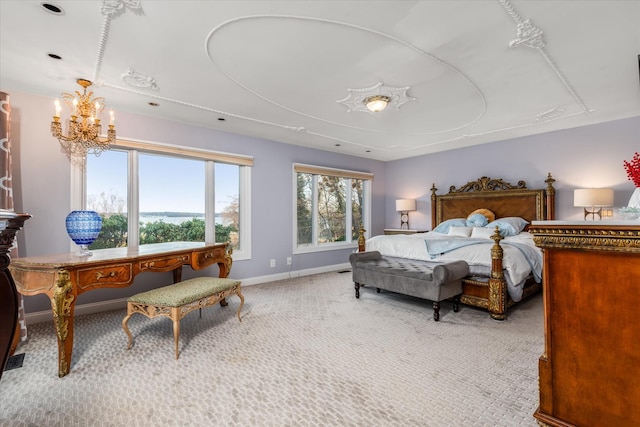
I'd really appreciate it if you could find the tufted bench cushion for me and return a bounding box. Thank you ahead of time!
[122,277,244,359]
[127,277,241,307]
[349,251,469,321]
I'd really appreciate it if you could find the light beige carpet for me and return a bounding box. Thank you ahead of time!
[0,271,543,426]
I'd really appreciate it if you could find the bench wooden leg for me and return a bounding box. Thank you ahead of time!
[433,301,440,322]
[172,307,180,360]
[122,305,134,350]
[354,283,361,298]
[235,288,245,322]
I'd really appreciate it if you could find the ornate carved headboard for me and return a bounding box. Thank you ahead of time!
[430,173,555,229]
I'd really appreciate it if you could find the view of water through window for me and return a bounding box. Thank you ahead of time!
[86,148,240,249]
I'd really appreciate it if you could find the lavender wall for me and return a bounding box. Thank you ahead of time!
[6,90,386,313]
[6,89,639,314]
[385,116,640,230]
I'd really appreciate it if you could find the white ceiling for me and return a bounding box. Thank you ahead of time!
[1,0,639,161]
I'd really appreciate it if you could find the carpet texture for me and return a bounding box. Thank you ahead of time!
[0,271,543,426]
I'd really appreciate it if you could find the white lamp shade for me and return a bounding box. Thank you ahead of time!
[395,199,416,212]
[574,188,614,207]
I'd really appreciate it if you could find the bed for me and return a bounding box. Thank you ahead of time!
[357,173,556,320]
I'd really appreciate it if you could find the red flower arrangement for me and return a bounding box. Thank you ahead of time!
[623,152,640,187]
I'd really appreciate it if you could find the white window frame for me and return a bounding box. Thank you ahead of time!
[292,163,372,254]
[70,138,252,260]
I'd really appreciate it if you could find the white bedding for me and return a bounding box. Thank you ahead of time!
[364,231,542,302]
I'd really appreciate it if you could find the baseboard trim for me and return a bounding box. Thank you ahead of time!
[24,262,351,325]
[240,262,350,286]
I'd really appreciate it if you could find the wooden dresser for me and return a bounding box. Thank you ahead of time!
[529,221,640,427]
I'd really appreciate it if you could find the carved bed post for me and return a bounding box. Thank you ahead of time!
[430,183,438,229]
[357,226,366,252]
[488,227,507,320]
[545,173,556,220]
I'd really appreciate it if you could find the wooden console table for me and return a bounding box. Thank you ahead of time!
[9,241,232,377]
[530,221,640,427]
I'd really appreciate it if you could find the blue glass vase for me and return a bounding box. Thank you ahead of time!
[65,210,102,256]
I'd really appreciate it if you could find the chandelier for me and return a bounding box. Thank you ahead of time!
[51,78,115,156]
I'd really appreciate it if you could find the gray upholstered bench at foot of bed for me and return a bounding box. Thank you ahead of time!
[348,251,469,321]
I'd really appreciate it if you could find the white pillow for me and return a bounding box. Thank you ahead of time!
[471,227,495,239]
[448,226,473,237]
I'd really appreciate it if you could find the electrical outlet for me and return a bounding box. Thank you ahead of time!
[287,257,292,265]
[270,259,276,268]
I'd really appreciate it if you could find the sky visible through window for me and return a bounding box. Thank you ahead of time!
[87,150,238,214]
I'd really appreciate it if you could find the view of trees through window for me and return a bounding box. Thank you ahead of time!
[296,171,365,247]
[86,149,241,250]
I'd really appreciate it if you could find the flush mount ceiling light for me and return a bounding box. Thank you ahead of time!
[337,82,414,114]
[363,95,391,112]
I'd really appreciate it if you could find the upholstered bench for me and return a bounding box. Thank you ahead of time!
[122,277,244,359]
[349,251,469,321]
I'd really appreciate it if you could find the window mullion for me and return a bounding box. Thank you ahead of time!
[312,175,318,246]
[128,150,139,250]
[238,165,251,256]
[205,161,215,243]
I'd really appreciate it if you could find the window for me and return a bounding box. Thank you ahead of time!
[294,164,372,253]
[77,139,252,260]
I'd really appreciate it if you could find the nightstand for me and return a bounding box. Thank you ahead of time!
[383,229,429,235]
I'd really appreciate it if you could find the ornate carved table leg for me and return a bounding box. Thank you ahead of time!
[51,269,77,377]
[217,250,233,307]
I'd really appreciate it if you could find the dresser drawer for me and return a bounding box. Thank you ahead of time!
[76,263,133,290]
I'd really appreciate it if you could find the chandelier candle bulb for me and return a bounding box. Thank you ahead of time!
[109,109,114,126]
[54,99,61,117]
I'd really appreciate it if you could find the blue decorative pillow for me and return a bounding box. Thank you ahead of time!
[433,218,467,234]
[485,217,529,236]
[466,213,489,227]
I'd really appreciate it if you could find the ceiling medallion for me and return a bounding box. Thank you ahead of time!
[337,82,414,114]
[100,0,143,18]
[121,68,159,90]
[509,19,545,49]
